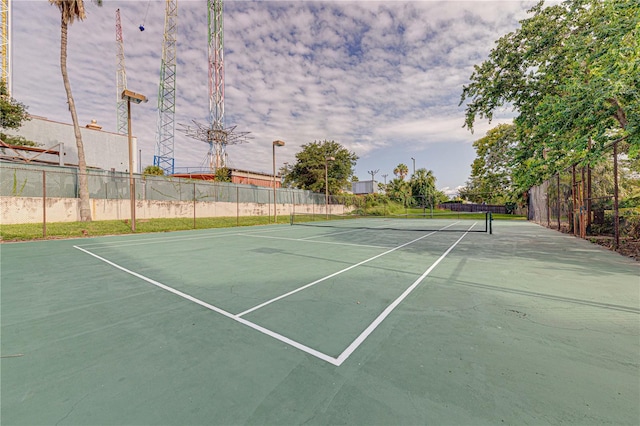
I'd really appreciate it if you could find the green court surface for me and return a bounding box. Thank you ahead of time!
[1,219,638,425]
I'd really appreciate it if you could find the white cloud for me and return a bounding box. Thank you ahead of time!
[11,0,536,185]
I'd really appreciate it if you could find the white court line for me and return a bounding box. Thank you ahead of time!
[335,224,475,365]
[237,233,390,249]
[296,218,432,241]
[76,226,290,249]
[235,222,460,317]
[299,227,366,240]
[73,221,473,367]
[73,245,340,365]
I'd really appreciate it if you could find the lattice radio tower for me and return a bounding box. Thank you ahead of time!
[1,0,11,94]
[154,0,178,175]
[115,9,128,135]
[180,0,249,172]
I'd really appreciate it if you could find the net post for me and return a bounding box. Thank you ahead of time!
[290,213,294,226]
[489,212,493,234]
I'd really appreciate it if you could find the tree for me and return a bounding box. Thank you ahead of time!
[385,177,412,206]
[284,140,358,194]
[49,0,103,222]
[393,163,409,180]
[143,165,164,176]
[460,0,640,191]
[0,81,30,131]
[214,167,231,182]
[278,163,294,188]
[0,81,38,147]
[461,124,518,204]
[409,168,436,207]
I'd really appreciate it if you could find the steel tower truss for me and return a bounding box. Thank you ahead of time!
[115,9,128,135]
[1,0,10,94]
[208,0,225,169]
[180,0,249,172]
[154,0,178,175]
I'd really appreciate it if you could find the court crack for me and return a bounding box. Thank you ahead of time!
[55,393,90,425]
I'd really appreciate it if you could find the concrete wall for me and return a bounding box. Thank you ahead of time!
[0,196,346,225]
[4,116,135,172]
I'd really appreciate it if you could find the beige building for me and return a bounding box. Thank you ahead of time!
[2,115,134,172]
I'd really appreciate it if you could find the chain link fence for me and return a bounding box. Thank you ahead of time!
[0,164,346,232]
[527,141,640,254]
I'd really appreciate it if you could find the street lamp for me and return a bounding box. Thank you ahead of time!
[325,156,335,218]
[411,157,415,176]
[272,140,285,222]
[122,89,148,232]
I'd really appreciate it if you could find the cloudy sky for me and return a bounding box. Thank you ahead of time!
[11,0,535,194]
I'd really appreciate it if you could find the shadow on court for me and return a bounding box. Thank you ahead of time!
[1,221,638,425]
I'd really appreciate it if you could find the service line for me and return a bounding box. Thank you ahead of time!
[236,223,460,317]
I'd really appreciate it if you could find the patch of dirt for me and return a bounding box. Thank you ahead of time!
[588,236,640,261]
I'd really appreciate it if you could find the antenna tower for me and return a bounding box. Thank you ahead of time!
[1,0,10,94]
[154,0,178,175]
[115,9,128,135]
[180,0,249,172]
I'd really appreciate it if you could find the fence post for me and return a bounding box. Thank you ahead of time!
[572,166,577,235]
[613,141,620,250]
[193,182,196,229]
[236,186,239,227]
[587,138,592,231]
[557,174,561,231]
[42,170,47,238]
[581,165,587,238]
[546,180,550,228]
[131,177,136,231]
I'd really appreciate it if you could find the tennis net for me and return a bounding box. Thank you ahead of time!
[290,212,493,233]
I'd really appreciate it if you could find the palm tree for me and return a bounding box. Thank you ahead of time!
[49,0,102,221]
[410,168,436,207]
[393,163,409,181]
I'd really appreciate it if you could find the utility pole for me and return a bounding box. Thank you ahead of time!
[368,169,379,193]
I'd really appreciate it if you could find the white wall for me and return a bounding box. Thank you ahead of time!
[0,196,346,224]
[4,116,135,172]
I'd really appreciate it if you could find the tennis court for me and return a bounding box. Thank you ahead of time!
[2,217,639,425]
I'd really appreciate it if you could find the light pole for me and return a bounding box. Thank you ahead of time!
[381,174,389,216]
[272,140,285,222]
[411,157,415,176]
[325,156,335,218]
[122,89,148,232]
